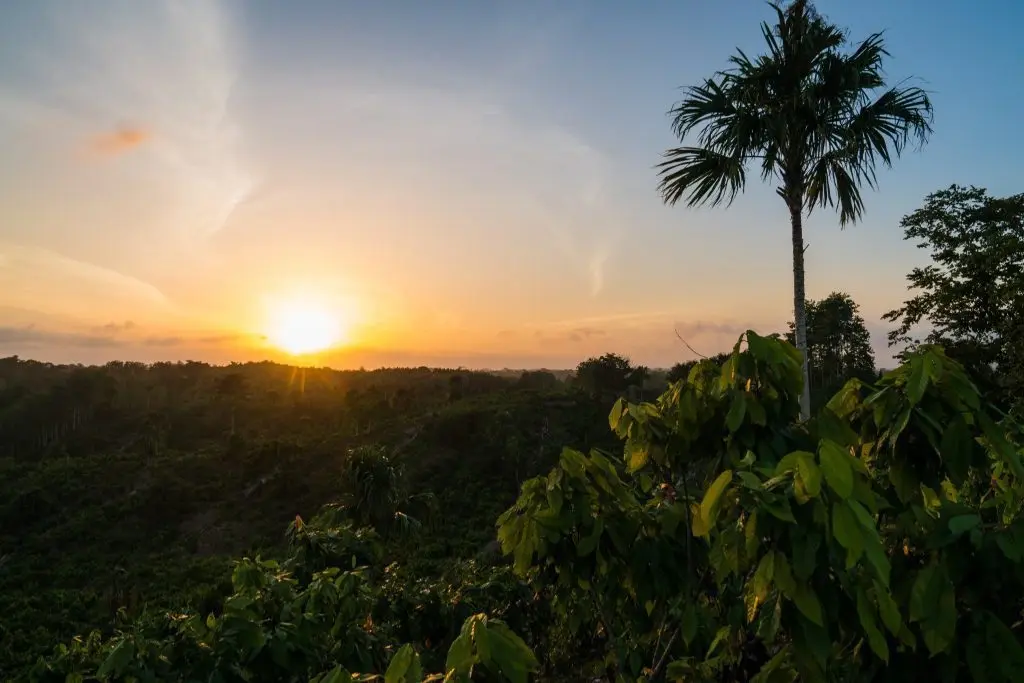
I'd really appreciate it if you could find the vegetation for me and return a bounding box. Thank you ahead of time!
[656,0,932,419]
[882,185,1024,418]
[8,1,1024,681]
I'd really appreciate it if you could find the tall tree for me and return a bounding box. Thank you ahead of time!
[656,0,932,419]
[786,291,876,408]
[573,353,634,402]
[882,185,1024,414]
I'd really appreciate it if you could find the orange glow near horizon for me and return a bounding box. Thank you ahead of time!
[264,296,350,356]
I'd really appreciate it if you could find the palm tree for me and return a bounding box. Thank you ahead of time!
[656,0,932,419]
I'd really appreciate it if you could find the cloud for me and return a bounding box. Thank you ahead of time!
[6,0,253,244]
[0,326,122,349]
[0,244,172,322]
[101,320,137,332]
[89,125,151,156]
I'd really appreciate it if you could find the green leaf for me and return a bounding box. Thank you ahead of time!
[681,604,699,646]
[922,580,957,655]
[856,588,890,662]
[773,552,796,596]
[874,583,903,636]
[745,510,760,558]
[831,502,864,567]
[608,398,626,431]
[96,639,134,678]
[819,440,853,499]
[948,514,981,537]
[775,451,813,475]
[446,633,474,676]
[625,441,649,472]
[939,417,973,484]
[700,470,734,530]
[797,455,822,498]
[483,620,540,683]
[763,499,797,523]
[752,552,775,602]
[385,644,423,683]
[691,503,710,538]
[906,356,930,405]
[726,392,747,432]
[576,518,604,556]
[817,407,860,448]
[318,665,353,683]
[792,585,824,627]
[909,565,939,623]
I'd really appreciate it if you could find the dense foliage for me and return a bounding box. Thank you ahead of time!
[499,331,1024,681]
[15,326,1024,682]
[0,359,614,678]
[882,185,1024,417]
[787,292,877,409]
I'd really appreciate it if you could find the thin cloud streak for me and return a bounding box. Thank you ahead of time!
[88,124,151,156]
[39,0,253,244]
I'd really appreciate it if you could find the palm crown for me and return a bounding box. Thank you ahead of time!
[657,0,932,224]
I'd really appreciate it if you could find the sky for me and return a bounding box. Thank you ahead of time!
[1,0,1022,370]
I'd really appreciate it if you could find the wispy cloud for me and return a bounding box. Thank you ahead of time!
[8,0,253,244]
[0,244,171,310]
[88,124,151,156]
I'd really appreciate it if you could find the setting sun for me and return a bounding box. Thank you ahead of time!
[266,301,345,355]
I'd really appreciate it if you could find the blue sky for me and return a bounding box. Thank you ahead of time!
[0,0,1021,368]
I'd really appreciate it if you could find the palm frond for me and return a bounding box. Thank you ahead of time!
[657,147,746,208]
[806,150,866,225]
[846,85,933,165]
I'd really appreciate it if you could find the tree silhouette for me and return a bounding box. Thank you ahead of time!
[657,0,932,420]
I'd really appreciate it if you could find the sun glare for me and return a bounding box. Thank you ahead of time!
[266,301,345,355]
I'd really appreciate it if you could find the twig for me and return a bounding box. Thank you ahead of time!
[673,329,707,360]
[651,626,681,679]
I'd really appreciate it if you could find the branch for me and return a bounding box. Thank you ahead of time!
[674,329,708,359]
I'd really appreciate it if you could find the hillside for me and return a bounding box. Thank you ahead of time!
[0,357,615,677]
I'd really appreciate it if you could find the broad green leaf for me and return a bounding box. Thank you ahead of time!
[726,392,747,432]
[909,566,938,623]
[831,502,864,566]
[745,510,760,558]
[318,665,353,683]
[864,536,892,586]
[681,604,699,646]
[792,533,821,582]
[856,588,889,662]
[906,356,929,405]
[690,503,710,538]
[576,518,603,556]
[817,407,860,448]
[752,552,775,602]
[996,528,1024,561]
[948,514,981,537]
[922,580,957,655]
[385,644,423,683]
[796,455,822,498]
[773,552,796,596]
[700,470,734,530]
[446,633,474,676]
[483,620,540,683]
[608,398,626,431]
[939,417,973,484]
[819,440,853,499]
[874,583,903,636]
[792,585,824,627]
[775,451,813,476]
[763,499,797,523]
[625,441,649,472]
[96,639,134,678]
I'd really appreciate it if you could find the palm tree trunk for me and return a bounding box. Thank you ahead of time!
[789,202,812,420]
